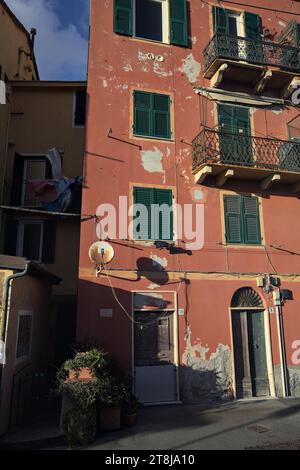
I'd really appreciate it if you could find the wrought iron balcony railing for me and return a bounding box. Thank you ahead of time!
[203,32,300,73]
[192,127,300,173]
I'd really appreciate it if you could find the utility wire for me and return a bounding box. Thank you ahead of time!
[201,0,300,17]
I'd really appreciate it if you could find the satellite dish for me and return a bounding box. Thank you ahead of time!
[89,241,114,266]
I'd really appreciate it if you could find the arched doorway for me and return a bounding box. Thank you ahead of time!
[231,288,270,399]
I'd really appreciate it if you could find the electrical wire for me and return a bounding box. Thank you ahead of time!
[101,261,184,327]
[201,0,300,17]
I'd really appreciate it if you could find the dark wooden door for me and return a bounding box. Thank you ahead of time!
[247,310,270,396]
[134,311,174,366]
[232,309,269,398]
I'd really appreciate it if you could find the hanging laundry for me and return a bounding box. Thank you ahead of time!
[29,180,58,202]
[46,148,63,180]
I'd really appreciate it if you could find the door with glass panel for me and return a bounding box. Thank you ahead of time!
[218,103,252,165]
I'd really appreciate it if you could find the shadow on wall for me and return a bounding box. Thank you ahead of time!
[76,277,234,403]
[179,365,234,404]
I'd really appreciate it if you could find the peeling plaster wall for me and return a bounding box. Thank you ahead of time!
[78,0,300,402]
[178,53,201,84]
[274,365,300,397]
[140,147,165,176]
[180,327,233,402]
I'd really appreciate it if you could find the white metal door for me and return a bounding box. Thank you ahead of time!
[134,311,178,403]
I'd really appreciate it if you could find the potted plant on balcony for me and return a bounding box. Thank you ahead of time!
[122,394,140,427]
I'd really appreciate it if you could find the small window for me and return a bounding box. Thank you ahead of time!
[74,90,86,126]
[133,186,173,240]
[135,0,163,42]
[16,312,33,362]
[114,0,188,46]
[133,91,171,139]
[17,220,44,262]
[5,218,56,263]
[224,195,261,245]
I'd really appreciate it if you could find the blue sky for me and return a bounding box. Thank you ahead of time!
[6,0,89,80]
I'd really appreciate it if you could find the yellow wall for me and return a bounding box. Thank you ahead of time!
[0,2,37,81]
[0,270,53,436]
[4,83,86,296]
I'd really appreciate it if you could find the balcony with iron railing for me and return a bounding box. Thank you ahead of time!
[192,128,300,191]
[203,32,300,95]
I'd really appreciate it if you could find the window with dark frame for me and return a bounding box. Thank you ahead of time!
[133,90,171,139]
[114,0,188,46]
[224,195,262,245]
[74,90,87,126]
[133,186,173,240]
[135,0,163,42]
[4,218,56,264]
[18,221,44,262]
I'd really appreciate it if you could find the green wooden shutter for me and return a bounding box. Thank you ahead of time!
[242,196,261,244]
[134,91,152,136]
[224,195,242,244]
[235,106,252,163]
[153,188,173,240]
[114,0,133,36]
[212,6,229,34]
[153,94,171,139]
[234,106,250,134]
[244,12,263,63]
[170,0,188,46]
[42,220,56,263]
[133,187,153,239]
[218,104,234,133]
[244,12,262,40]
[4,219,18,256]
[218,104,234,163]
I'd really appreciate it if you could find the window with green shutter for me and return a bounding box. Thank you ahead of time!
[114,1,188,46]
[114,0,133,36]
[133,91,171,139]
[133,187,173,240]
[224,195,261,245]
[170,0,188,46]
[212,6,229,34]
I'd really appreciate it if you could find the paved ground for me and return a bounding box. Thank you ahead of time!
[1,397,300,450]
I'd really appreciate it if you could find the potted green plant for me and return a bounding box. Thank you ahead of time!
[123,394,140,426]
[60,380,99,447]
[57,348,106,447]
[64,349,107,382]
[97,371,130,432]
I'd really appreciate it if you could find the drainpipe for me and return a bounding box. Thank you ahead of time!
[273,287,289,397]
[0,263,30,386]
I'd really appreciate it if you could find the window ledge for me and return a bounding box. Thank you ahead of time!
[132,133,173,142]
[129,36,171,47]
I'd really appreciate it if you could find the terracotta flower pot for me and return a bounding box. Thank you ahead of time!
[99,406,121,431]
[67,367,95,382]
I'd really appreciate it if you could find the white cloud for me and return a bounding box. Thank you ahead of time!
[6,0,88,80]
